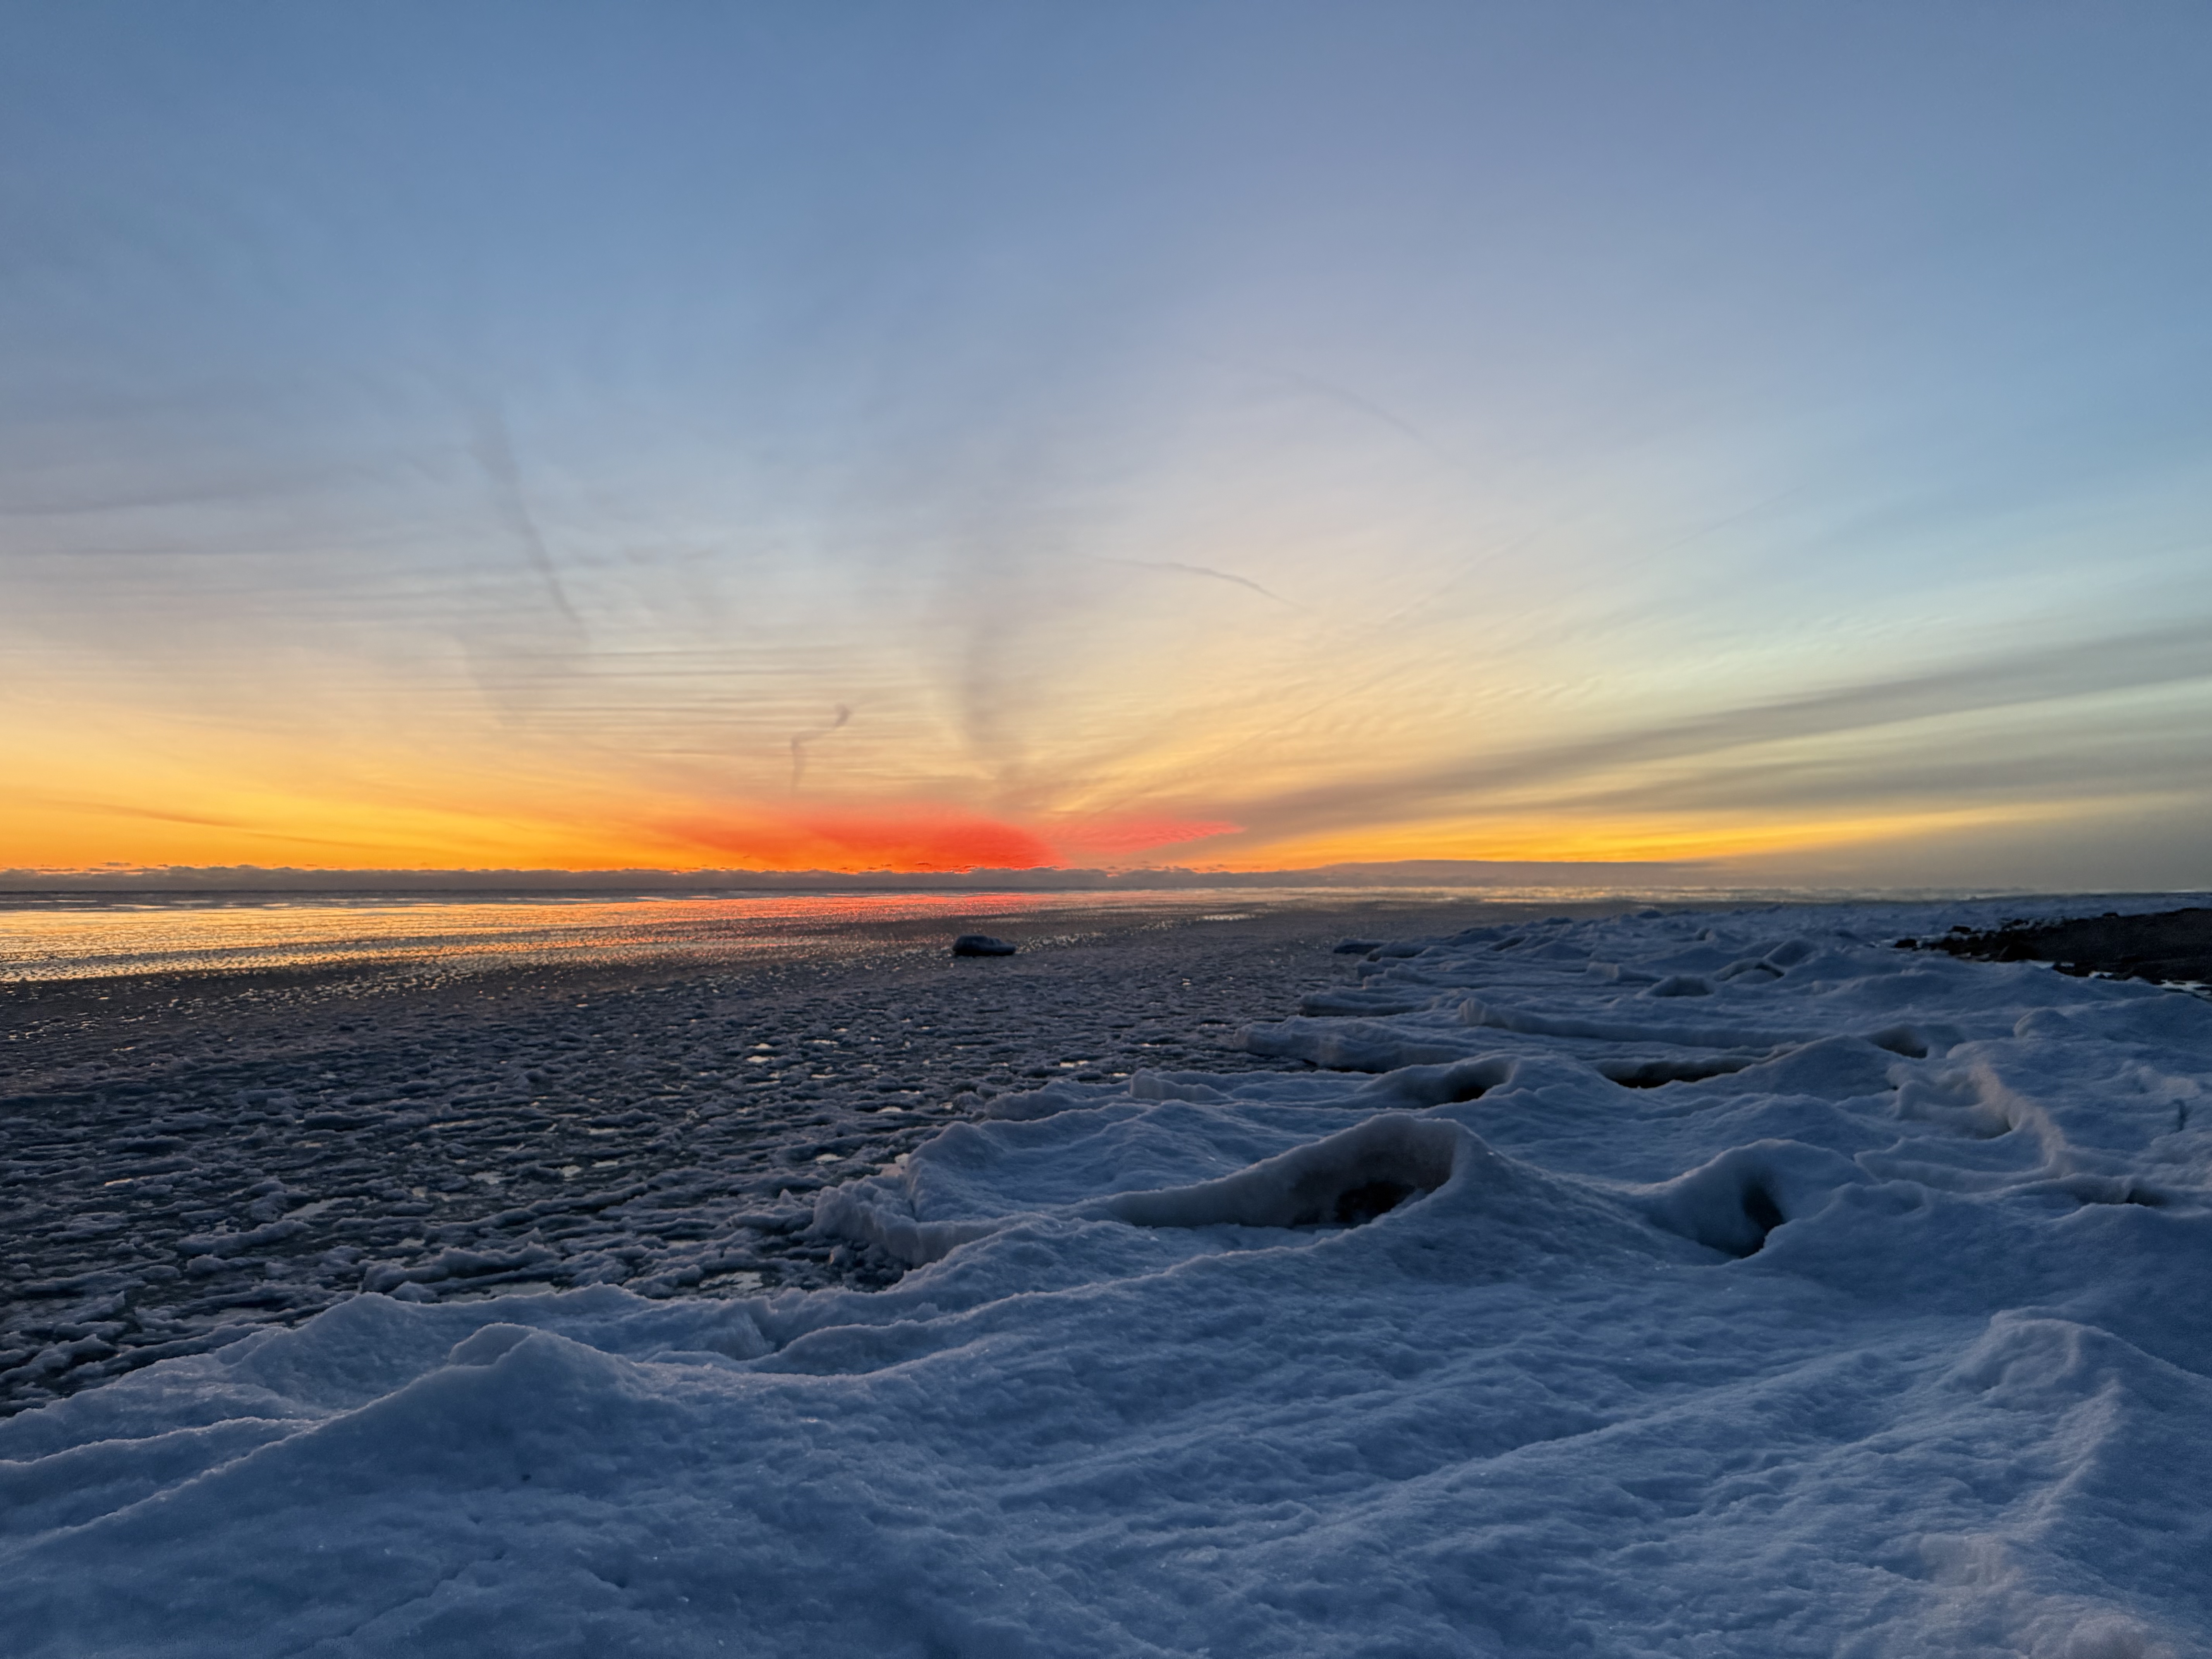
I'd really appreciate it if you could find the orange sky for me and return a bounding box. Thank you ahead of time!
[5,7,2210,890]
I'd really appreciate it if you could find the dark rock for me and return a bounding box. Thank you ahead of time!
[951,934,1017,957]
[1918,908,2212,988]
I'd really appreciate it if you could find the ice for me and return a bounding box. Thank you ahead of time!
[4,900,2210,1654]
[3,900,1358,1412]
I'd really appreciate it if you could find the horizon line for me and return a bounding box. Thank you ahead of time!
[1,857,1717,893]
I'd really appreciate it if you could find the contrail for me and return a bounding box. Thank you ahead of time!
[465,401,581,625]
[790,704,852,791]
[1195,350,1464,474]
[1086,556,1305,610]
[1261,364,1459,468]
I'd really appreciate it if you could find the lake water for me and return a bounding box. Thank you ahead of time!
[0,879,2005,985]
[0,886,1612,983]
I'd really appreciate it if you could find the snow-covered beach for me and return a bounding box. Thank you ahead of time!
[7,895,2212,1655]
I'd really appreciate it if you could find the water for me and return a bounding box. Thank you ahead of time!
[0,886,1528,984]
[0,881,2021,985]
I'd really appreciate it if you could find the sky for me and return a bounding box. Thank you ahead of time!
[3,2,2209,886]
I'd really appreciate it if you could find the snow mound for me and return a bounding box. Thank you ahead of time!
[1093,1112,1461,1229]
[1635,1137,1865,1257]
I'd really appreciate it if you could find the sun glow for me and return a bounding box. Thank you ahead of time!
[1242,804,2090,873]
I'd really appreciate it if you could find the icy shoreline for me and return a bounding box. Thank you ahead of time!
[3,897,1510,1414]
[7,899,2212,1655]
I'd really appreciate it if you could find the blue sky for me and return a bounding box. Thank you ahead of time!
[4,2,2209,882]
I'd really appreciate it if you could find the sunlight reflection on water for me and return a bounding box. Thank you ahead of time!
[0,883,1862,985]
[0,888,1484,984]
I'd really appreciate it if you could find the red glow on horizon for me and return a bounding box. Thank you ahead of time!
[1049,815,1243,856]
[665,807,1061,872]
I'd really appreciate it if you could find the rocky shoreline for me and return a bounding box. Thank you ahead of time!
[1906,905,2212,987]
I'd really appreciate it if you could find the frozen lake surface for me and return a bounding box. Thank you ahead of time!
[5,893,2209,1655]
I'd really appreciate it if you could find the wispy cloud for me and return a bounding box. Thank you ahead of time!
[1081,555,1304,609]
[1216,617,2212,842]
[462,400,582,628]
[790,704,852,791]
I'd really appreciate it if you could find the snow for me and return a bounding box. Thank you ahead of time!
[6,900,2210,1656]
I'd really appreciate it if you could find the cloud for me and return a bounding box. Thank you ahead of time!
[1082,556,1304,610]
[665,804,1059,872]
[790,704,852,791]
[463,400,582,627]
[1215,616,2212,843]
[1046,814,1243,858]
[1200,353,1465,475]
